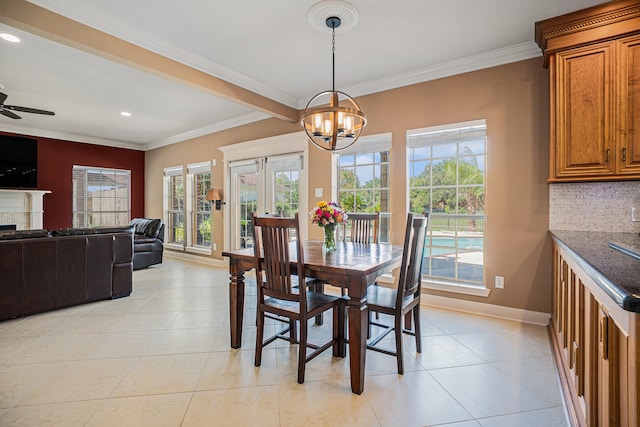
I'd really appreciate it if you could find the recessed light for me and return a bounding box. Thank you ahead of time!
[0,33,21,43]
[120,112,132,117]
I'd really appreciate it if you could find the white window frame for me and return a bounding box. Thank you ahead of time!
[163,165,184,250]
[72,165,131,228]
[407,120,490,297]
[186,161,212,255]
[333,133,392,243]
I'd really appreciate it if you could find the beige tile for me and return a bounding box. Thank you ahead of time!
[18,358,136,405]
[182,387,281,427]
[491,356,562,406]
[0,314,73,337]
[145,327,219,355]
[414,334,487,369]
[0,336,39,364]
[110,353,208,397]
[0,362,64,408]
[428,421,481,427]
[167,310,228,329]
[84,393,192,427]
[111,311,179,332]
[451,326,550,363]
[0,400,100,426]
[278,381,380,427]
[478,407,568,427]
[429,364,553,418]
[364,371,472,426]
[198,348,279,390]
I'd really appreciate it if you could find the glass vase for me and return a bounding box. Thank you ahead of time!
[323,224,337,252]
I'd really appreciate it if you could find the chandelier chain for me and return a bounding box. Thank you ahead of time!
[332,26,336,92]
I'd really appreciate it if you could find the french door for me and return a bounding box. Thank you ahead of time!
[229,153,306,250]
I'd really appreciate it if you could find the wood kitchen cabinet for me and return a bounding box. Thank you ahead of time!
[551,240,639,426]
[536,1,640,182]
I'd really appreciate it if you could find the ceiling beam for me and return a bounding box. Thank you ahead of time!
[0,0,299,122]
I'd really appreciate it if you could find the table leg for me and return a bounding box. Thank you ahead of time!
[348,296,367,395]
[229,269,245,349]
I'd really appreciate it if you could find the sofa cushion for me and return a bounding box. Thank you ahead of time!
[129,218,162,238]
[51,227,96,237]
[94,225,135,235]
[0,229,50,240]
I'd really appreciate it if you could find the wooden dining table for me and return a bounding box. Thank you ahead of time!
[222,239,403,395]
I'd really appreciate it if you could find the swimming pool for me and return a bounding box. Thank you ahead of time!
[431,236,483,248]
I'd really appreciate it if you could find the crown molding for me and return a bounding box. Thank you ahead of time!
[305,41,542,107]
[0,122,144,150]
[144,111,270,151]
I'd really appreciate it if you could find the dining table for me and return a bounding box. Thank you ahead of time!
[222,239,404,395]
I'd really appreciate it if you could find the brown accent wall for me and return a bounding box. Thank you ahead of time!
[146,57,551,313]
[1,131,145,229]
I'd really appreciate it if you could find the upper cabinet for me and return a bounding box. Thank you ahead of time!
[536,1,640,182]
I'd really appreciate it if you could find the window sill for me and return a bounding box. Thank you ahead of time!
[422,279,490,297]
[186,246,213,256]
[165,242,184,251]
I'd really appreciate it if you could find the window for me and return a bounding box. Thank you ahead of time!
[335,134,391,242]
[164,166,184,246]
[187,162,212,251]
[407,120,486,286]
[72,166,130,227]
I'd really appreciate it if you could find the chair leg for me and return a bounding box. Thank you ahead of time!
[413,306,422,353]
[333,302,346,357]
[289,319,297,343]
[297,318,308,384]
[255,309,265,367]
[313,281,324,326]
[395,314,404,375]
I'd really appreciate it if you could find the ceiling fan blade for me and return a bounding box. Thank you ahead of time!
[0,92,7,105]
[3,105,55,116]
[0,109,22,119]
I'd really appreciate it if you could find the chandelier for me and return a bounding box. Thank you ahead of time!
[301,10,366,151]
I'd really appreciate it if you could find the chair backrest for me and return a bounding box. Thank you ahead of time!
[396,213,429,306]
[342,212,379,243]
[252,212,307,309]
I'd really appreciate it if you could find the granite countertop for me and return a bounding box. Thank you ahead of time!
[550,230,640,313]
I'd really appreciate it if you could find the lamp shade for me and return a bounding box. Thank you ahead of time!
[206,189,222,201]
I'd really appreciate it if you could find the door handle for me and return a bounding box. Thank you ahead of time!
[622,147,627,162]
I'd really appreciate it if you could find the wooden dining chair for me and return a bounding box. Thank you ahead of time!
[252,212,345,384]
[335,211,381,298]
[342,212,379,244]
[366,212,429,374]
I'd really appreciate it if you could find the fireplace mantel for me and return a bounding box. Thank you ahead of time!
[0,189,51,230]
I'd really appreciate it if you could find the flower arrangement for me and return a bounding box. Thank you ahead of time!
[309,201,347,252]
[309,201,348,228]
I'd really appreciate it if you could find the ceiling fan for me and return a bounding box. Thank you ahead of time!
[0,91,55,120]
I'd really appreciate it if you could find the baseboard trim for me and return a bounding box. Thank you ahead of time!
[165,250,228,268]
[423,294,551,326]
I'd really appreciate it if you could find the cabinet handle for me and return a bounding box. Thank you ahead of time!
[622,147,627,162]
[606,148,610,162]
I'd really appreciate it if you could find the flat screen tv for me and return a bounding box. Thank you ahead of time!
[0,135,38,189]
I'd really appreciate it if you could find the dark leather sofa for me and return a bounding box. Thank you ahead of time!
[0,227,134,321]
[129,218,165,270]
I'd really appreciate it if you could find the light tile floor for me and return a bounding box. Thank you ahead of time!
[0,259,568,426]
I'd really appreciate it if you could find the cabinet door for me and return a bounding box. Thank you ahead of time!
[618,34,640,174]
[554,42,616,178]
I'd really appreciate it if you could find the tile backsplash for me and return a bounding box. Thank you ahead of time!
[549,181,640,233]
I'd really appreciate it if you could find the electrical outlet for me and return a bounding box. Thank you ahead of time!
[495,276,504,289]
[212,243,217,251]
[632,206,639,222]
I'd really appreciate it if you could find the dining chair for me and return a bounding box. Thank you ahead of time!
[366,212,428,374]
[335,212,380,298]
[341,212,379,244]
[252,212,345,384]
